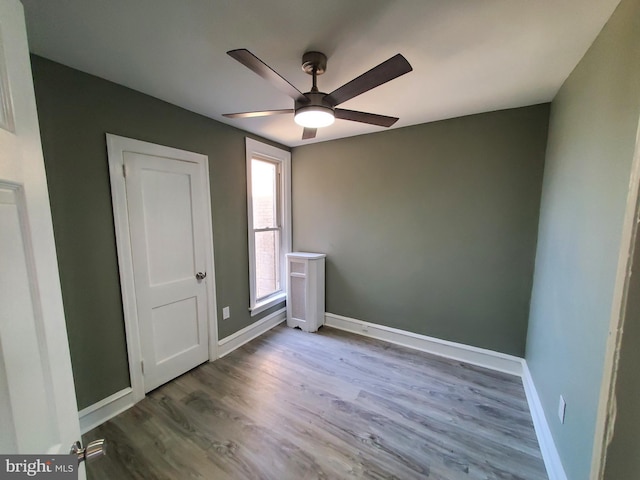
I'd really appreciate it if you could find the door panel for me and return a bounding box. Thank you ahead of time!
[125,152,210,393]
[139,165,196,285]
[152,296,199,362]
[0,0,83,473]
[0,186,58,452]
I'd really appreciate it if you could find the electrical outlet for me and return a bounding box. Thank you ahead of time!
[558,395,566,424]
[222,306,230,320]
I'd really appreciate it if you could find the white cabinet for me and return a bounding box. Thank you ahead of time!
[286,252,326,332]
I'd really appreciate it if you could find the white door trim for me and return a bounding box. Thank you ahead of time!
[106,134,219,403]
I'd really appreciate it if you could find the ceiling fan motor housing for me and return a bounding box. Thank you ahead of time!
[295,92,333,112]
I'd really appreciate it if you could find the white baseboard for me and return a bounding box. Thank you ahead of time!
[78,387,135,434]
[218,307,286,358]
[522,363,568,480]
[324,312,523,376]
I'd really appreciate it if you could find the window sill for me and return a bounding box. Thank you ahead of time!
[249,292,286,317]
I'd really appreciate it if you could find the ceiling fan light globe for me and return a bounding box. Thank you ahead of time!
[294,106,335,128]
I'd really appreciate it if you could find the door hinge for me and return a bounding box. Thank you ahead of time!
[141,360,144,375]
[122,163,127,178]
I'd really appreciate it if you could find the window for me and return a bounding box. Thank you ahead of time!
[246,138,291,315]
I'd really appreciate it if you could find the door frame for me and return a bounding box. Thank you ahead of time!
[106,133,219,403]
[590,115,640,477]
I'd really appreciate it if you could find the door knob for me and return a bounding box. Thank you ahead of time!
[70,439,107,464]
[196,272,207,280]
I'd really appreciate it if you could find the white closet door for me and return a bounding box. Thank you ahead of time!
[125,149,211,393]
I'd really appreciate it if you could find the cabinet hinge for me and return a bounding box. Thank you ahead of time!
[141,360,144,375]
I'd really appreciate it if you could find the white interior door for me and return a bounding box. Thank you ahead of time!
[0,0,84,474]
[109,136,214,394]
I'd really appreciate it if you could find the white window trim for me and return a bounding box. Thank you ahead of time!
[245,137,291,316]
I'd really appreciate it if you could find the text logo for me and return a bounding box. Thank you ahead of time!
[0,456,76,479]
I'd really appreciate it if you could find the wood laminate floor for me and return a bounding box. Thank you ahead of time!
[83,325,548,480]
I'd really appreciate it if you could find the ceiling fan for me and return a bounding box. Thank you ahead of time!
[223,49,413,140]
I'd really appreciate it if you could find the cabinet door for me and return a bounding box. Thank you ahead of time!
[289,260,307,322]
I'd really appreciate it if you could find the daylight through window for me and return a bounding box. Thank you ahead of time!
[245,138,291,316]
[251,158,280,299]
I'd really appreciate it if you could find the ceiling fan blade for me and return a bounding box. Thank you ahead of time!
[302,127,317,140]
[227,49,307,102]
[325,54,412,107]
[334,109,399,127]
[223,109,294,119]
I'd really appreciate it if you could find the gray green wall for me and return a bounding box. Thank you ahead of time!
[525,0,640,477]
[292,105,550,357]
[31,55,286,409]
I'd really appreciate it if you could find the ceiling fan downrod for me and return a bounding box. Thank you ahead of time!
[301,51,327,94]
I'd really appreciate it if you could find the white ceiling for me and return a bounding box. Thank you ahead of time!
[20,0,620,147]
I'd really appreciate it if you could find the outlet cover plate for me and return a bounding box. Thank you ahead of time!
[222,306,230,320]
[558,395,566,424]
